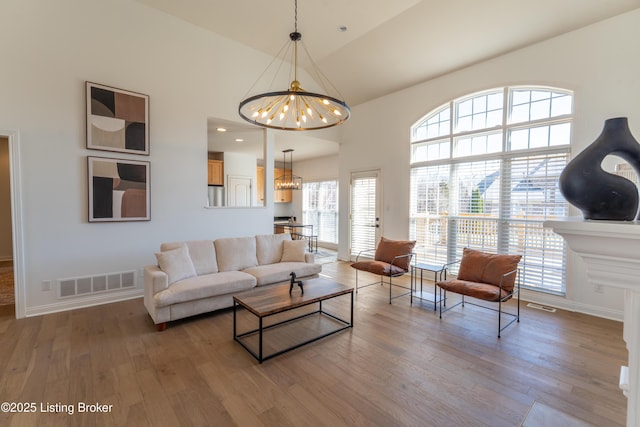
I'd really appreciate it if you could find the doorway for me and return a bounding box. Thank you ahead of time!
[0,131,24,318]
[0,137,14,308]
[349,169,381,260]
[226,175,253,207]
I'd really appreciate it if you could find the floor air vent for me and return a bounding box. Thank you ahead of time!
[57,270,136,299]
[526,302,557,313]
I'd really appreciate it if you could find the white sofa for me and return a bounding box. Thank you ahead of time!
[144,233,321,330]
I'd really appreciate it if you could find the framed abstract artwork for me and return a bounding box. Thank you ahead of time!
[88,156,150,222]
[86,81,149,155]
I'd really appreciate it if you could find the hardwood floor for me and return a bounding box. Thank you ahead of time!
[0,261,627,426]
[0,260,14,306]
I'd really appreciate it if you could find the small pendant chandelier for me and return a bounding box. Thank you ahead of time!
[238,0,350,131]
[275,149,302,190]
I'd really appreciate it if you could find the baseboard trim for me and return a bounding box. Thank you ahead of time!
[25,288,143,317]
[21,282,624,322]
[520,289,623,321]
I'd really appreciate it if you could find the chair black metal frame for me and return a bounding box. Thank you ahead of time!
[438,260,520,338]
[354,249,414,304]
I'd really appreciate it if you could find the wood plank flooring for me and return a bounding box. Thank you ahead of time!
[0,261,628,426]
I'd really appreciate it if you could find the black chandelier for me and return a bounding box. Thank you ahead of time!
[275,149,302,190]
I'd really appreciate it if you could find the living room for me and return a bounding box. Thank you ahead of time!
[1,0,640,425]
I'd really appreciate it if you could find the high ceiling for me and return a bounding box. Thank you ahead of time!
[137,0,640,159]
[138,0,640,107]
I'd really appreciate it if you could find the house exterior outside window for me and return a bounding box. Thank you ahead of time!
[302,180,338,246]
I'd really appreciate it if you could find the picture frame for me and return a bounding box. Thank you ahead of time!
[86,81,149,155]
[88,156,150,222]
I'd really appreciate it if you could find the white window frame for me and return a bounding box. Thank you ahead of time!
[302,179,339,246]
[410,86,572,295]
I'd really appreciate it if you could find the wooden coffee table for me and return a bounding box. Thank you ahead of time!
[233,277,354,363]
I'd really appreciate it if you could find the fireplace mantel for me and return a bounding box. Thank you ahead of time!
[545,218,640,427]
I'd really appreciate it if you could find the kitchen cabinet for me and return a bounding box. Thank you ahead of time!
[208,160,224,186]
[256,166,265,204]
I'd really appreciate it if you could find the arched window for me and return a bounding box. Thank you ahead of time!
[410,87,572,294]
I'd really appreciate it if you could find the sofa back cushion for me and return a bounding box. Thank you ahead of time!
[256,233,292,265]
[155,244,197,285]
[214,236,259,272]
[161,240,218,275]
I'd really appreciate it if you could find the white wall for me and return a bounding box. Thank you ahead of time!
[0,0,280,315]
[296,154,340,183]
[339,9,640,320]
[0,137,11,261]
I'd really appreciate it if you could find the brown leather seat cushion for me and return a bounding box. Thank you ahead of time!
[436,279,511,302]
[351,260,406,277]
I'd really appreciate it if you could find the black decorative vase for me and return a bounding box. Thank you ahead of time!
[560,117,640,221]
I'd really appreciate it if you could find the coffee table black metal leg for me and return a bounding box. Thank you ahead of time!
[351,291,354,326]
[259,317,263,363]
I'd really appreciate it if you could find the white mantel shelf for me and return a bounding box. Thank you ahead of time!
[545,218,640,427]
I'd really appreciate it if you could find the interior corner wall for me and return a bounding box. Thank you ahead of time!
[0,0,280,315]
[338,9,640,319]
[0,137,12,261]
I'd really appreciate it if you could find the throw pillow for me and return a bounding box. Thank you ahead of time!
[280,239,307,262]
[161,240,218,275]
[155,244,197,285]
[455,248,486,283]
[374,237,416,271]
[256,233,292,265]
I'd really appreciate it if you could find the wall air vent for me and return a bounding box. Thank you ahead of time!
[526,302,557,313]
[57,270,136,299]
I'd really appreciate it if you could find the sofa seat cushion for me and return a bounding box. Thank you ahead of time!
[154,271,256,308]
[243,262,322,287]
[436,279,511,302]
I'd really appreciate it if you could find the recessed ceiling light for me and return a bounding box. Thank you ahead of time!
[235,138,244,142]
[216,127,227,132]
